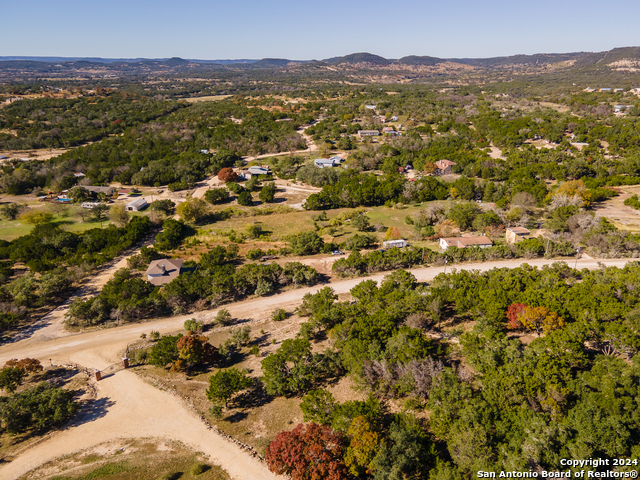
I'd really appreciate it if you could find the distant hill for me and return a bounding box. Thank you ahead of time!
[328,52,391,65]
[395,55,445,66]
[252,58,298,68]
[452,52,586,67]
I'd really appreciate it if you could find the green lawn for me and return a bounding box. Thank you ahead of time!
[0,216,114,241]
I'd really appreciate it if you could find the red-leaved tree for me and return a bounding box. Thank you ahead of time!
[265,423,348,480]
[506,303,527,330]
[218,167,238,183]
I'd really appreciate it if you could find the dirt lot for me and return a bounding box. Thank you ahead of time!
[592,184,640,231]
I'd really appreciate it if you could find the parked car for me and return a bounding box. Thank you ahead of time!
[331,250,345,256]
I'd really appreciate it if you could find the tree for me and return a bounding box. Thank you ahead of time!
[176,197,208,223]
[19,210,53,225]
[448,203,481,231]
[300,389,336,425]
[204,188,230,205]
[505,303,527,330]
[237,190,253,206]
[176,331,218,369]
[218,167,239,183]
[147,334,183,367]
[352,214,372,232]
[155,218,187,251]
[149,199,176,215]
[206,368,252,407]
[215,308,233,326]
[259,182,277,203]
[288,231,324,256]
[265,423,348,480]
[519,306,566,336]
[385,227,401,241]
[4,358,43,374]
[92,204,109,226]
[345,416,384,477]
[0,367,26,393]
[1,203,21,220]
[109,204,129,228]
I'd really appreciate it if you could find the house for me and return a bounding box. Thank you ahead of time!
[80,202,102,209]
[75,185,117,197]
[506,227,531,244]
[391,115,399,121]
[247,166,270,177]
[365,105,376,110]
[125,197,148,212]
[439,236,493,250]
[434,159,457,175]
[74,172,86,178]
[145,259,184,286]
[382,127,394,133]
[599,88,612,92]
[383,239,408,249]
[615,88,624,92]
[200,149,209,154]
[358,130,380,137]
[329,155,344,164]
[314,158,338,168]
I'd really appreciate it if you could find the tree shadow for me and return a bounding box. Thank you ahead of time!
[224,411,248,423]
[69,397,116,426]
[234,380,274,409]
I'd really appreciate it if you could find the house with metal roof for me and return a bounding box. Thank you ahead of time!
[125,197,148,212]
[314,158,338,168]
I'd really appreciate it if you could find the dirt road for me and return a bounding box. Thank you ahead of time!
[0,255,635,479]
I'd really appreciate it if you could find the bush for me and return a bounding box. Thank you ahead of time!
[215,309,233,326]
[237,190,253,206]
[204,188,230,205]
[189,463,209,476]
[259,182,278,203]
[272,308,286,321]
[168,181,188,192]
[247,248,266,260]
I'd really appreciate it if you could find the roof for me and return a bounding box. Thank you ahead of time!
[145,259,183,286]
[314,158,336,165]
[441,236,493,247]
[126,197,148,208]
[434,159,457,169]
[248,166,269,174]
[507,227,530,234]
[329,155,343,162]
[78,185,116,194]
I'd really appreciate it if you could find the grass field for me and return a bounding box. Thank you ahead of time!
[0,216,114,241]
[25,438,229,480]
[181,95,233,103]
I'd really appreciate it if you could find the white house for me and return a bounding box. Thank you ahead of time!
[365,105,376,110]
[383,239,408,249]
[125,197,148,212]
[358,130,380,137]
[439,236,493,250]
[329,155,344,164]
[314,158,338,168]
[247,166,270,176]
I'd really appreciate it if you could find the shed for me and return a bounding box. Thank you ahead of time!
[383,239,408,249]
[125,197,148,212]
[506,227,530,244]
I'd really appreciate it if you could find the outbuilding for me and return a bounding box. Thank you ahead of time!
[125,197,148,212]
[383,239,408,249]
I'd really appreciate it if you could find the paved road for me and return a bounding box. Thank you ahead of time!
[0,255,635,479]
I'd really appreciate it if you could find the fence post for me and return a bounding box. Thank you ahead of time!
[95,370,102,381]
[122,357,130,369]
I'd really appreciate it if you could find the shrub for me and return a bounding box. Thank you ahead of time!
[272,308,286,321]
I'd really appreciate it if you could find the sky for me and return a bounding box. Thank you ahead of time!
[2,0,640,60]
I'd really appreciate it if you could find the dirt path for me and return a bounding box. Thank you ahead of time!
[0,255,635,479]
[12,248,146,345]
[0,349,276,480]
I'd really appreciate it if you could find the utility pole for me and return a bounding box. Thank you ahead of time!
[444,256,448,275]
[575,247,581,270]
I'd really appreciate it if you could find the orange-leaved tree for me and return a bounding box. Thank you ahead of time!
[519,306,566,336]
[344,416,384,476]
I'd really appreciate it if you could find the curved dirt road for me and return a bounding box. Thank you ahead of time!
[0,256,636,479]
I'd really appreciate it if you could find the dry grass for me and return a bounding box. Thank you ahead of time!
[23,438,230,480]
[133,307,364,456]
[181,95,233,103]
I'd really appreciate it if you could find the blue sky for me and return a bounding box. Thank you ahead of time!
[3,0,640,60]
